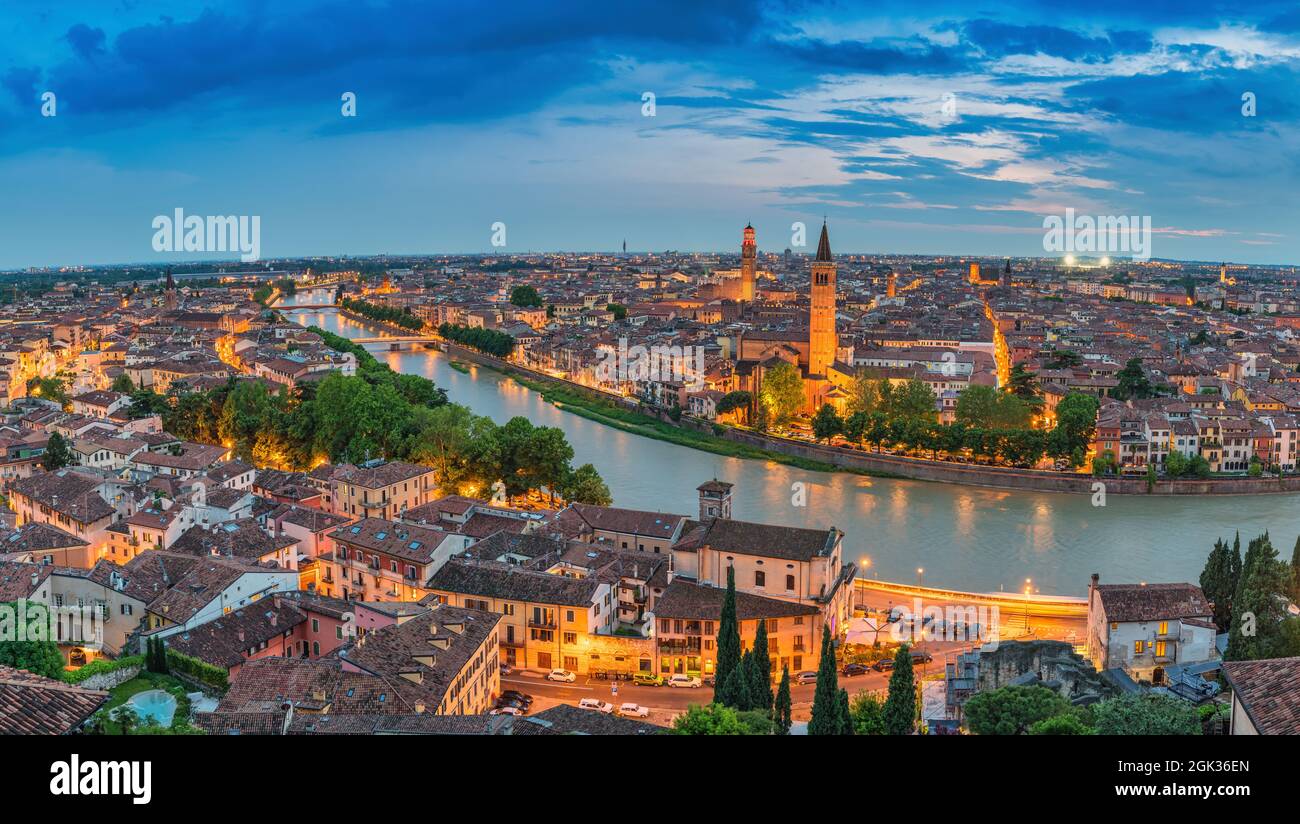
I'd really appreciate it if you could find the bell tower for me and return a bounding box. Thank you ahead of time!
[740,223,757,302]
[808,222,837,377]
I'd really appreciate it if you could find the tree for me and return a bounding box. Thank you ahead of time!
[1291,535,1300,603]
[671,704,768,735]
[889,379,939,424]
[110,374,135,393]
[883,642,916,734]
[606,303,627,321]
[1006,363,1043,409]
[846,373,880,416]
[811,404,843,442]
[559,463,612,506]
[849,691,887,735]
[774,667,792,735]
[1030,713,1095,735]
[1092,694,1199,735]
[1226,533,1291,660]
[807,625,841,735]
[1051,392,1099,456]
[749,618,773,715]
[757,361,804,430]
[837,688,854,735]
[1200,538,1235,632]
[509,285,543,308]
[963,685,1071,735]
[1113,358,1155,401]
[0,601,65,679]
[714,566,742,708]
[42,432,72,470]
[715,390,751,419]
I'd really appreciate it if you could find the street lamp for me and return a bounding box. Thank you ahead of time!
[1023,578,1033,635]
[916,567,924,587]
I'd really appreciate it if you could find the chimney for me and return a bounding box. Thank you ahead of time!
[30,571,39,588]
[237,630,245,642]
[1089,573,1100,609]
[268,611,278,628]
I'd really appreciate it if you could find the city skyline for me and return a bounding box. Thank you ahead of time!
[2,1,1299,269]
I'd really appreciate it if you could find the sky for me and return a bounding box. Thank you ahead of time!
[1,0,1298,269]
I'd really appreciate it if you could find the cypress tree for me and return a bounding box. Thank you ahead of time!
[883,642,916,735]
[808,625,840,735]
[749,618,773,714]
[719,666,749,711]
[1291,535,1300,602]
[837,688,854,735]
[714,566,741,705]
[775,667,792,735]
[1200,538,1232,632]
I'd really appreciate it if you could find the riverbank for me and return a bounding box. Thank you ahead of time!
[451,349,856,475]
[441,341,1300,496]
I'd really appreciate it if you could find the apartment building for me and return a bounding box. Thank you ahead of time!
[309,461,439,520]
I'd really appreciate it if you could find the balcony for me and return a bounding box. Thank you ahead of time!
[527,618,557,630]
[658,639,702,656]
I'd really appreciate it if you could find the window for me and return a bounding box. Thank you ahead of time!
[566,609,575,623]
[1158,621,1168,635]
[754,570,765,587]
[563,632,577,645]
[311,619,319,632]
[1155,641,1167,657]
[786,574,795,591]
[312,641,320,655]
[1134,640,1145,654]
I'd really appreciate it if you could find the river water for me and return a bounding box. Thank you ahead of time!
[281,290,1300,595]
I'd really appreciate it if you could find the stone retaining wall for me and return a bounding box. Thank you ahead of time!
[428,343,1300,496]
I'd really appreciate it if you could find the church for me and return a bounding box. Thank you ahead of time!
[732,222,854,416]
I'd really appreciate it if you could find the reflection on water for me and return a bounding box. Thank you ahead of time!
[280,293,1300,595]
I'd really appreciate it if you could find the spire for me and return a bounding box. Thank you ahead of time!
[165,269,175,290]
[815,221,832,262]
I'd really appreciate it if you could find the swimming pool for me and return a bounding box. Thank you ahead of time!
[125,689,177,726]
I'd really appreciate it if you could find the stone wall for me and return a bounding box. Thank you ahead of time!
[75,663,141,691]
[429,344,1300,496]
[975,640,1113,704]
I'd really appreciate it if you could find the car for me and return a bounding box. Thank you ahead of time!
[498,662,514,676]
[618,702,650,718]
[632,673,664,687]
[547,668,577,683]
[500,690,533,705]
[578,698,614,713]
[871,658,894,672]
[489,705,522,716]
[794,670,818,685]
[910,650,934,664]
[667,674,702,688]
[841,662,869,677]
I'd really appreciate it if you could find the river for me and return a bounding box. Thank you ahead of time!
[279,289,1300,595]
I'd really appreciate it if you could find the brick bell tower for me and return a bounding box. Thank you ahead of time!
[740,223,757,302]
[808,222,836,377]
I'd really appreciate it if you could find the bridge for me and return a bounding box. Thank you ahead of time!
[351,335,441,350]
[278,303,339,310]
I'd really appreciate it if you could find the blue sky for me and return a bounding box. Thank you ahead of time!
[1,0,1298,268]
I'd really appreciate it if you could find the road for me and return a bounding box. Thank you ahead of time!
[499,601,1087,725]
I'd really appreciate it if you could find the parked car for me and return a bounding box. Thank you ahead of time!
[498,662,514,676]
[618,703,650,718]
[578,698,614,713]
[910,650,934,664]
[871,658,894,672]
[489,705,522,716]
[495,696,529,712]
[794,670,818,685]
[632,673,664,687]
[668,674,702,688]
[702,674,716,687]
[500,690,533,705]
[841,662,870,677]
[547,668,577,683]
